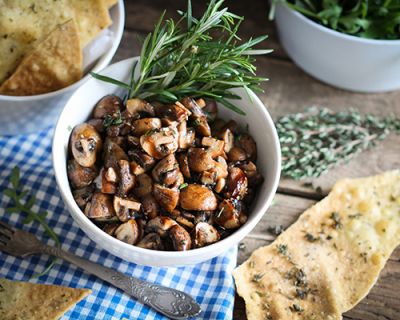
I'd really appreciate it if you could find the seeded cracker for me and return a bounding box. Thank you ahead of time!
[0,278,91,320]
[233,171,400,320]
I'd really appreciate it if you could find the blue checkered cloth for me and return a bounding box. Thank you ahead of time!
[0,128,238,319]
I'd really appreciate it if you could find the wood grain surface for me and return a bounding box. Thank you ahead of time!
[114,1,400,319]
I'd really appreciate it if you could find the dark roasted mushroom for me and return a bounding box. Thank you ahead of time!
[115,220,141,245]
[203,100,218,122]
[152,154,183,188]
[118,159,135,195]
[132,118,162,136]
[225,167,248,200]
[141,194,159,220]
[146,216,177,237]
[136,233,164,250]
[177,121,195,149]
[179,184,218,211]
[238,161,264,188]
[126,98,155,117]
[103,138,129,169]
[155,101,191,123]
[87,192,116,220]
[214,199,241,229]
[113,196,141,222]
[236,133,257,161]
[140,126,178,159]
[71,123,102,167]
[93,95,122,119]
[134,173,153,198]
[192,222,220,247]
[95,168,117,194]
[168,224,192,251]
[177,153,191,179]
[187,148,214,172]
[102,223,119,236]
[67,159,97,189]
[153,183,180,213]
[227,146,247,162]
[181,97,211,136]
[220,129,234,153]
[202,137,224,158]
[73,185,95,209]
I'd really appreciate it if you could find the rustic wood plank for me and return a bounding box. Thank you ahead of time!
[122,0,286,59]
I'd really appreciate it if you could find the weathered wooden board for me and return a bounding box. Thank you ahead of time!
[117,1,400,319]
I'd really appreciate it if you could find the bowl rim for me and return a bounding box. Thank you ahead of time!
[52,57,281,262]
[0,0,125,101]
[279,2,400,45]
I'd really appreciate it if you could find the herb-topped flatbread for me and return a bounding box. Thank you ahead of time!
[233,171,400,320]
[0,278,91,320]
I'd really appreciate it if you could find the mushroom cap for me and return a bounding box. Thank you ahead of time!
[70,123,102,167]
[115,220,141,245]
[179,184,218,211]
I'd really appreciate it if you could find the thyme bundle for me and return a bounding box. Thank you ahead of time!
[91,0,271,115]
[278,107,400,180]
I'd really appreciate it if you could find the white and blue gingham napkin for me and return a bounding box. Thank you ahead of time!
[0,128,237,319]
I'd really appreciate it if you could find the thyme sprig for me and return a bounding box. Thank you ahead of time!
[278,107,400,180]
[3,167,61,277]
[91,0,271,115]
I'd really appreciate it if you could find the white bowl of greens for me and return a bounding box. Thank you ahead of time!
[271,1,400,93]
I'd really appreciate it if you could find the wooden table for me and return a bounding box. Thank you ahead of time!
[115,1,400,319]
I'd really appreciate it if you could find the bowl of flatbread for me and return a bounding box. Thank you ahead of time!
[0,0,124,135]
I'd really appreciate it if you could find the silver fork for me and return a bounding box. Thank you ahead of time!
[0,220,201,320]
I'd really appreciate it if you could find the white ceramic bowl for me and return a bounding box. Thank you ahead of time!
[274,3,400,92]
[0,1,125,136]
[53,57,281,267]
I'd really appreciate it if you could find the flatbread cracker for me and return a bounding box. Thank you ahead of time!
[0,278,91,320]
[0,0,111,83]
[0,20,82,96]
[103,0,119,8]
[233,171,400,320]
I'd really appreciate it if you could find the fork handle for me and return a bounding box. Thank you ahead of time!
[40,245,201,320]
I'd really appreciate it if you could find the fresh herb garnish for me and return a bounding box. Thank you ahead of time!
[103,110,123,128]
[330,212,343,230]
[278,107,400,180]
[277,243,289,256]
[91,0,271,115]
[270,0,400,40]
[3,167,61,277]
[178,183,188,190]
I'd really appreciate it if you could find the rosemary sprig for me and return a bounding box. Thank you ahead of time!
[278,107,400,180]
[91,0,271,115]
[3,167,61,277]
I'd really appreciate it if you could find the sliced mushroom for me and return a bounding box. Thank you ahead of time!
[126,98,155,117]
[71,123,102,167]
[129,161,146,175]
[202,137,224,158]
[225,167,248,200]
[179,184,218,211]
[203,100,218,122]
[104,167,118,183]
[118,160,135,195]
[72,185,95,209]
[192,222,220,248]
[177,121,195,150]
[95,168,117,194]
[236,133,257,161]
[115,220,141,245]
[102,223,119,236]
[136,233,164,250]
[103,138,129,169]
[214,178,226,193]
[177,153,191,179]
[146,216,177,237]
[128,150,156,172]
[238,161,264,187]
[187,148,214,172]
[140,126,178,159]
[200,170,217,186]
[155,101,191,123]
[168,224,192,251]
[87,192,116,220]
[113,196,141,222]
[153,183,180,213]
[93,95,122,119]
[220,129,234,153]
[215,199,241,229]
[152,154,183,188]
[228,146,247,162]
[67,159,97,189]
[134,173,153,198]
[126,135,140,148]
[176,216,195,229]
[141,194,159,220]
[132,118,162,136]
[181,97,211,136]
